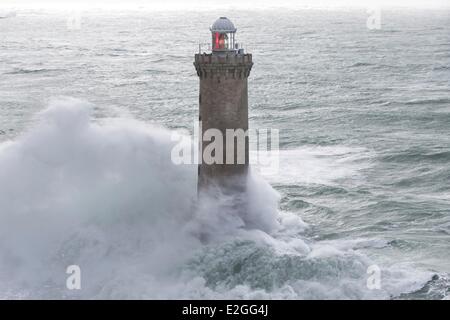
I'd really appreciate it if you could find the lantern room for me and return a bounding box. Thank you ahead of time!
[210,17,237,52]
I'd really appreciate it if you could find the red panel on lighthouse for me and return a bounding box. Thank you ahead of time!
[215,32,219,49]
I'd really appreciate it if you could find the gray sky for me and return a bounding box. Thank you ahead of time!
[1,0,449,9]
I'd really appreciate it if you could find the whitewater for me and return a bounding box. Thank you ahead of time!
[0,8,449,299]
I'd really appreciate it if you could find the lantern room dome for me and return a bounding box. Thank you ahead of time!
[210,17,237,33]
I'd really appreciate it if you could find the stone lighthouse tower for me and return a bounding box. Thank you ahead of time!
[194,17,253,193]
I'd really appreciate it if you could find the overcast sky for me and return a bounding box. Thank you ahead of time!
[1,0,449,9]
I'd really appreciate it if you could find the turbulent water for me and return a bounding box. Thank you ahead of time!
[0,8,449,299]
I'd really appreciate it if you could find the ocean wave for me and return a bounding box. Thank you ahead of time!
[397,274,450,300]
[381,150,450,163]
[0,12,16,19]
[0,98,277,298]
[0,98,435,299]
[348,62,375,68]
[433,65,450,71]
[404,98,450,106]
[4,68,66,75]
[258,146,372,187]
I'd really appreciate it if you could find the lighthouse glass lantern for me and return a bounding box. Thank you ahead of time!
[210,17,236,52]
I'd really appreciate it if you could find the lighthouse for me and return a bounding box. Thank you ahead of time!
[194,17,253,193]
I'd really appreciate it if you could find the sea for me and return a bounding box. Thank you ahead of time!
[0,7,449,299]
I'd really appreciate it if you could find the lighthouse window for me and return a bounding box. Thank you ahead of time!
[214,32,228,50]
